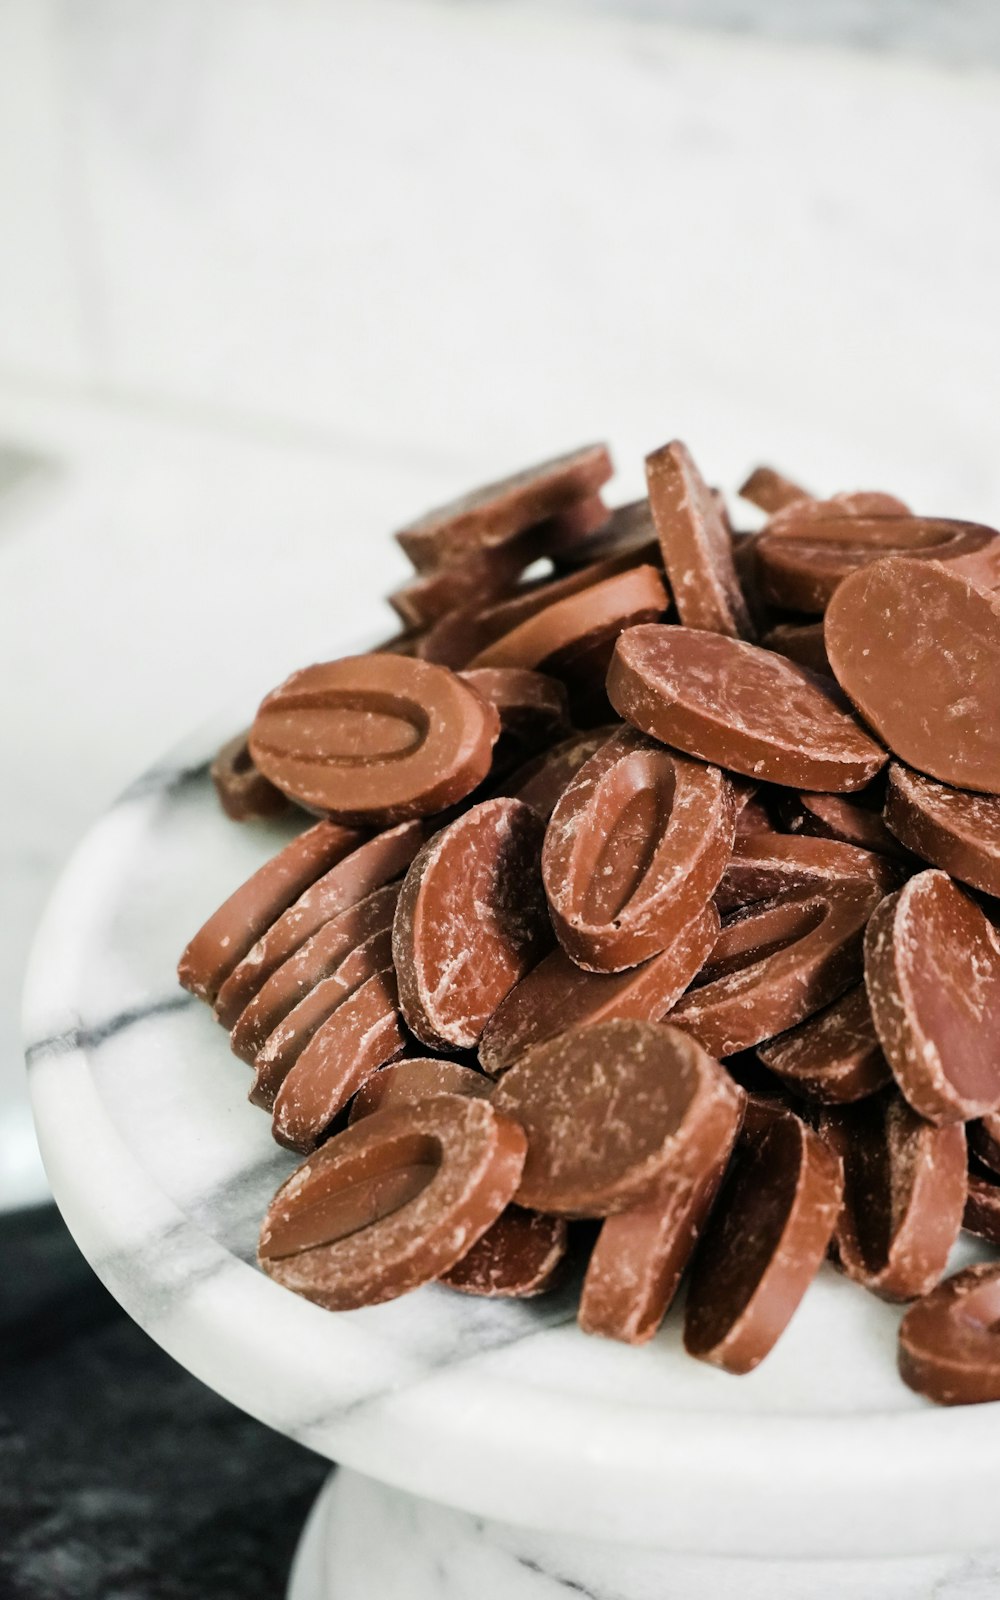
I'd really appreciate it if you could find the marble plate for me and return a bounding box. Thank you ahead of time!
[25,708,1000,1561]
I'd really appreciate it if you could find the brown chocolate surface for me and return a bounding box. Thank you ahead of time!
[714,832,900,915]
[864,870,1000,1124]
[270,967,407,1152]
[213,822,423,1029]
[645,440,754,640]
[821,1093,967,1301]
[969,1113,1000,1177]
[458,668,571,772]
[579,1074,744,1344]
[776,790,906,861]
[541,727,735,972]
[608,625,886,792]
[259,1097,527,1309]
[210,731,292,823]
[825,557,1000,794]
[441,1205,567,1298]
[348,1059,492,1125]
[392,798,550,1050]
[178,820,363,1004]
[502,726,617,820]
[395,444,613,570]
[479,904,719,1076]
[491,1020,740,1217]
[761,621,832,678]
[755,519,1000,614]
[738,465,811,514]
[684,1116,842,1374]
[668,882,879,1057]
[250,655,500,824]
[758,983,892,1103]
[898,1264,1000,1405]
[964,1170,1000,1246]
[884,764,1000,898]
[469,565,668,673]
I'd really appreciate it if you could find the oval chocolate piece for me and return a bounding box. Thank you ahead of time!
[608,625,886,792]
[683,1116,843,1375]
[714,833,900,916]
[825,557,1000,793]
[348,1059,492,1125]
[440,1206,568,1298]
[884,763,1000,899]
[211,731,292,823]
[502,726,617,821]
[775,790,906,861]
[864,870,1000,1125]
[898,1265,1000,1406]
[646,439,754,640]
[755,519,1000,614]
[392,798,550,1050]
[738,464,811,515]
[258,1097,527,1310]
[458,667,570,773]
[491,1020,741,1217]
[758,983,892,1104]
[469,565,669,673]
[668,882,879,1058]
[762,621,831,678]
[479,904,719,1076]
[541,727,736,972]
[249,654,500,824]
[820,1093,967,1302]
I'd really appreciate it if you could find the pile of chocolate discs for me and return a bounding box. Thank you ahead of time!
[180,441,1000,1405]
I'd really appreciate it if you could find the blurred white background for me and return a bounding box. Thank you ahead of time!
[2,0,999,1206]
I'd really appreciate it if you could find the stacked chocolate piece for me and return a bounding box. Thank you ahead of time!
[180,440,1000,1406]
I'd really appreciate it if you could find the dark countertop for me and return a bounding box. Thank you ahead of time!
[0,1205,327,1599]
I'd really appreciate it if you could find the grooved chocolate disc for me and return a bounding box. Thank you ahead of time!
[348,1059,492,1125]
[758,983,892,1104]
[714,833,900,916]
[469,565,669,673]
[884,763,1000,898]
[441,1206,568,1298]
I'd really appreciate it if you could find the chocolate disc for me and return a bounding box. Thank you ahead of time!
[964,1170,1000,1246]
[884,763,1000,898]
[491,1020,743,1217]
[668,882,879,1058]
[579,1074,744,1344]
[820,1093,967,1301]
[552,498,656,569]
[645,440,754,639]
[761,621,832,678]
[392,798,550,1050]
[969,1113,1000,1177]
[270,968,407,1152]
[501,726,616,820]
[441,1206,568,1298]
[738,465,811,514]
[458,668,571,772]
[608,625,886,792]
[479,904,719,1076]
[178,820,362,1005]
[778,790,907,862]
[249,655,500,824]
[758,983,892,1104]
[229,882,401,1065]
[348,1059,492,1125]
[389,525,547,629]
[469,565,668,673]
[683,1116,843,1374]
[249,926,395,1110]
[755,519,1000,614]
[395,444,613,570]
[466,539,663,657]
[258,1097,527,1310]
[825,557,1000,793]
[714,832,900,915]
[210,731,292,823]
[864,870,1000,1125]
[541,727,736,972]
[213,822,424,1029]
[898,1265,1000,1406]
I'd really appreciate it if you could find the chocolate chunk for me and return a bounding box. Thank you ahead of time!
[270,968,407,1152]
[229,882,401,1064]
[469,539,664,650]
[541,727,736,972]
[491,1020,744,1217]
[898,1265,1000,1405]
[825,557,1000,794]
[441,1206,568,1298]
[684,1116,842,1374]
[884,763,1000,898]
[479,904,719,1076]
[758,984,892,1104]
[258,1097,527,1309]
[458,668,570,772]
[348,1059,492,1124]
[820,1093,967,1301]
[775,790,907,861]
[864,870,1000,1124]
[668,882,879,1057]
[738,465,811,514]
[177,820,363,1004]
[213,822,424,1028]
[389,522,555,629]
[501,726,616,819]
[761,621,832,677]
[963,1170,1000,1246]
[395,444,613,570]
[714,833,900,915]
[579,1074,744,1344]
[211,731,292,822]
[249,655,500,824]
[645,440,754,640]
[392,798,550,1050]
[608,625,886,792]
[469,565,668,673]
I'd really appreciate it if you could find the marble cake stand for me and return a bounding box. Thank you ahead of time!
[25,711,1000,1600]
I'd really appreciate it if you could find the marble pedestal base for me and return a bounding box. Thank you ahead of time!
[288,1469,1000,1600]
